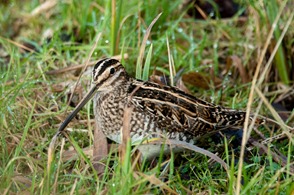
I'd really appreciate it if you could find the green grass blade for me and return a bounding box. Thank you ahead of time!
[142,44,153,81]
[265,0,290,85]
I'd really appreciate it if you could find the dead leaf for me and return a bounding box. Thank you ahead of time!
[226,55,249,83]
[93,121,108,175]
[182,71,222,89]
[176,77,191,94]
[149,75,169,85]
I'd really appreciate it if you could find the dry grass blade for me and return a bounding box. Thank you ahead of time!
[136,172,178,194]
[47,135,65,192]
[47,133,58,175]
[236,2,288,193]
[194,4,208,19]
[166,36,175,86]
[70,179,78,195]
[136,12,162,79]
[53,138,65,194]
[0,36,35,53]
[255,87,294,142]
[30,0,57,16]
[257,12,294,86]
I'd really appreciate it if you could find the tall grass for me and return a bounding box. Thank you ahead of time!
[0,0,293,194]
[265,0,290,85]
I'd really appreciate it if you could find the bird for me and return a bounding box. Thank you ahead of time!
[57,58,256,145]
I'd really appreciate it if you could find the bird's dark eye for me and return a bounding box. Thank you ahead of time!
[110,68,115,74]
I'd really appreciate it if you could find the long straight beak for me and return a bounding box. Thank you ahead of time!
[57,85,98,134]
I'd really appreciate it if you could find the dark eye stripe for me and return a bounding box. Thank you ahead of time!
[94,58,119,77]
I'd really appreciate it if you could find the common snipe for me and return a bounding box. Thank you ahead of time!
[58,58,254,145]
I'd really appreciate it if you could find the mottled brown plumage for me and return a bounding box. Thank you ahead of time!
[58,58,252,145]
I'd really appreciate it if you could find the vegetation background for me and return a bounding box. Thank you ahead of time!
[0,0,293,194]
